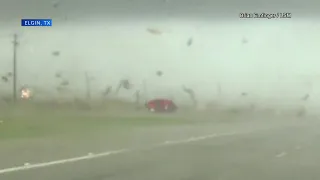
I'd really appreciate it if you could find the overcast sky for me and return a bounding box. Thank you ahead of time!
[0,0,319,21]
[0,0,319,107]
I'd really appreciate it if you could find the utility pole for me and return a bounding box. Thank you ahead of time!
[85,72,91,100]
[143,79,148,101]
[217,83,221,96]
[12,34,18,103]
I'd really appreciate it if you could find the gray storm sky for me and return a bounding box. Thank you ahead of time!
[0,0,319,21]
[0,0,319,106]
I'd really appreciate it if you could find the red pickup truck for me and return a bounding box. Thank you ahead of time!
[145,98,178,113]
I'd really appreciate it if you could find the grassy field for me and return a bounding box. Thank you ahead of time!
[0,99,308,168]
[0,98,307,141]
[0,105,194,140]
[0,100,197,167]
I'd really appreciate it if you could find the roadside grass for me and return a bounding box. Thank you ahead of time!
[0,98,288,141]
[0,103,192,140]
[0,99,306,169]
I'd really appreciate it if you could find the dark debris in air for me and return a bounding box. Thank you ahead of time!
[187,37,193,46]
[60,80,69,86]
[156,70,163,76]
[302,94,309,101]
[52,1,60,8]
[242,37,248,44]
[52,51,60,56]
[1,72,13,83]
[103,86,112,97]
[146,28,163,35]
[1,76,8,83]
[55,72,62,78]
[241,92,248,96]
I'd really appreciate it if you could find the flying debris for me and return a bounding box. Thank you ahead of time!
[302,94,309,101]
[122,79,131,89]
[241,37,248,44]
[1,76,8,82]
[103,86,112,97]
[1,71,13,83]
[56,86,66,92]
[60,80,69,86]
[52,1,60,8]
[52,51,60,56]
[146,28,162,35]
[156,70,163,76]
[55,72,62,78]
[182,85,197,107]
[187,37,193,46]
[241,92,248,96]
[115,79,132,94]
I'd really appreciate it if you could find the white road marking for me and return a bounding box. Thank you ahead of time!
[0,131,238,175]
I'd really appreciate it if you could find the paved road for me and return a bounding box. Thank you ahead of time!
[1,117,320,180]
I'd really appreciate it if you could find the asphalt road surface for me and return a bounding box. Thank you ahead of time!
[1,118,320,180]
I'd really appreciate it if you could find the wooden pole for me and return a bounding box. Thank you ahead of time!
[12,34,18,103]
[85,72,91,100]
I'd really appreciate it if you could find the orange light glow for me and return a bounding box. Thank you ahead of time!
[21,88,31,99]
